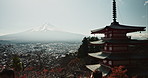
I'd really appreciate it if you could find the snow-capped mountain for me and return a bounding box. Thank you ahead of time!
[0,24,85,42]
[28,23,60,32]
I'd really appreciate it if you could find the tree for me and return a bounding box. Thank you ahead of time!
[77,37,89,58]
[89,36,99,41]
[12,55,23,72]
[77,36,101,58]
[107,66,128,78]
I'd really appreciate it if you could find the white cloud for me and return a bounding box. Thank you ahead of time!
[0,33,5,36]
[144,1,148,6]
[0,32,13,36]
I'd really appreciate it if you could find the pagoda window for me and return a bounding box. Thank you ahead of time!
[105,44,108,46]
[109,34,112,37]
[103,60,107,63]
[105,34,107,37]
[104,47,107,50]
[109,61,112,65]
[109,47,112,51]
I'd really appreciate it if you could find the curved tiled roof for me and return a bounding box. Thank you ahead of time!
[88,52,148,60]
[86,64,111,76]
[90,40,105,45]
[91,22,146,34]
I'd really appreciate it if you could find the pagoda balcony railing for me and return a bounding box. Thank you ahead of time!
[101,37,111,41]
[103,50,129,53]
[101,36,131,40]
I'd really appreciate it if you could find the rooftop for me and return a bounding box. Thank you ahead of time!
[91,23,146,34]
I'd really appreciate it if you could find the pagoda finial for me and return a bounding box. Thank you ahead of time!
[113,0,117,23]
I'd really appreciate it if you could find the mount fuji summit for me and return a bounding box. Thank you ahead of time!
[0,24,85,42]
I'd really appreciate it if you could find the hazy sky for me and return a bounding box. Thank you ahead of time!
[0,0,148,36]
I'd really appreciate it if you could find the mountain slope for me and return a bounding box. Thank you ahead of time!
[0,24,85,42]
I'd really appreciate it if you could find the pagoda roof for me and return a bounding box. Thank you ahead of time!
[86,64,111,76]
[88,52,111,59]
[88,52,148,60]
[91,22,146,34]
[88,52,128,60]
[90,40,105,45]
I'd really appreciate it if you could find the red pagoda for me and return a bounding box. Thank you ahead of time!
[86,0,148,77]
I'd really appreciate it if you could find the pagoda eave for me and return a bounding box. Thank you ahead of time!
[91,27,106,34]
[88,52,148,60]
[91,24,146,34]
[86,64,111,76]
[88,52,111,59]
[90,40,105,45]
